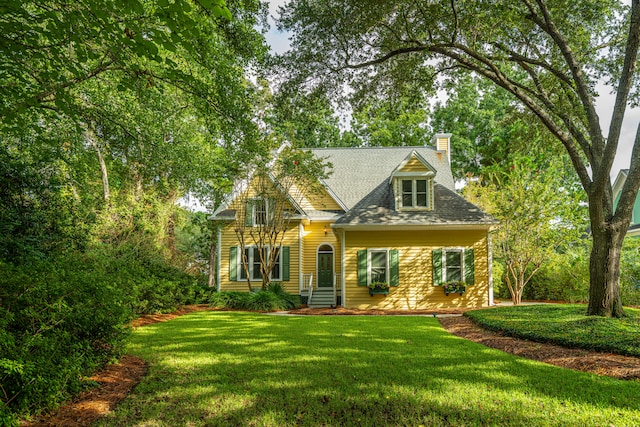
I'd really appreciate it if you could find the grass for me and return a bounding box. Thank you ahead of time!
[466,304,640,356]
[96,312,640,426]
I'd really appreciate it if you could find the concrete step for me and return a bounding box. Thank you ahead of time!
[309,289,335,307]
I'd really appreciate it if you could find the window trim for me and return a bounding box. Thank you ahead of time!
[443,248,464,283]
[433,247,475,285]
[239,245,282,281]
[249,198,271,227]
[368,248,389,285]
[395,177,432,211]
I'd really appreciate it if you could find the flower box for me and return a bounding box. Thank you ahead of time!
[443,281,466,296]
[368,281,390,296]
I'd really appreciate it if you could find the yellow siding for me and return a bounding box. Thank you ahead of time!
[343,229,490,310]
[399,156,431,173]
[299,185,343,211]
[228,180,298,222]
[219,222,301,295]
[301,221,341,284]
[436,137,449,152]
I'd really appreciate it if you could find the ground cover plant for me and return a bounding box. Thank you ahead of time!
[209,283,300,311]
[96,311,640,427]
[466,305,640,357]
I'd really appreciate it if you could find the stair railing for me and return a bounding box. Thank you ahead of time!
[302,273,314,305]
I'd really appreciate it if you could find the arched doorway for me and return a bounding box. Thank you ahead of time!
[317,244,334,288]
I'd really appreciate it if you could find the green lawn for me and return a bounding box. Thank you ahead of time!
[466,304,640,356]
[96,312,640,426]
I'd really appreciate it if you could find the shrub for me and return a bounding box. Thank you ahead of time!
[621,238,640,307]
[0,240,209,425]
[0,254,132,425]
[491,260,508,299]
[210,286,300,312]
[523,249,589,302]
[209,291,252,309]
[267,282,300,309]
[95,241,206,314]
[247,291,282,311]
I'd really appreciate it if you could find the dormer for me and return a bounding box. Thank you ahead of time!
[389,151,436,211]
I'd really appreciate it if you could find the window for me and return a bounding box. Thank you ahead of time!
[398,178,430,210]
[254,199,268,225]
[445,250,462,282]
[370,250,388,283]
[402,180,413,207]
[245,198,272,227]
[357,249,399,287]
[432,248,475,285]
[238,246,282,281]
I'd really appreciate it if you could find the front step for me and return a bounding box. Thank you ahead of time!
[308,288,335,308]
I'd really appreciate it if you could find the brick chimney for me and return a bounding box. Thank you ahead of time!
[433,133,452,164]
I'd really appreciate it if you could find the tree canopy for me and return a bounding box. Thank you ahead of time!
[277,0,640,317]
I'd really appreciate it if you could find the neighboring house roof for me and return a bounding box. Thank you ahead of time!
[611,168,640,236]
[612,169,629,200]
[212,144,496,229]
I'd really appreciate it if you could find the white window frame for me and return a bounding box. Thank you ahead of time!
[441,247,465,282]
[368,248,389,285]
[250,198,270,227]
[396,177,432,211]
[239,246,282,281]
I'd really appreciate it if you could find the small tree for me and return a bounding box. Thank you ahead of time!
[465,159,586,305]
[233,146,329,291]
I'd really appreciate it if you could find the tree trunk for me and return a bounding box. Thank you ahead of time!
[587,224,626,317]
[86,129,110,202]
[166,212,176,260]
[208,225,217,288]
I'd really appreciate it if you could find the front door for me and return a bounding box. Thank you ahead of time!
[317,251,334,288]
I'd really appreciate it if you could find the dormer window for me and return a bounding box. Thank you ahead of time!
[390,151,437,212]
[396,177,432,210]
[402,178,428,208]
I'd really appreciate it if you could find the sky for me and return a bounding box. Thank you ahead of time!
[263,1,636,182]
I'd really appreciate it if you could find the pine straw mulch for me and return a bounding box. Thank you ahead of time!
[21,305,640,427]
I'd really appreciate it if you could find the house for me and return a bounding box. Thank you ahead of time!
[612,169,640,237]
[211,134,497,310]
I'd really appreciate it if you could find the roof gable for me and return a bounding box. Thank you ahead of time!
[389,151,437,183]
[212,172,305,218]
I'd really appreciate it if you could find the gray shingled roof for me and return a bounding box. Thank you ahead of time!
[310,146,495,227]
[311,146,455,209]
[212,145,495,227]
[333,183,496,226]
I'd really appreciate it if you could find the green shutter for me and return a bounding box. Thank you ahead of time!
[389,249,399,286]
[357,250,367,286]
[229,246,238,281]
[245,200,253,226]
[432,249,443,285]
[282,246,290,281]
[464,248,475,285]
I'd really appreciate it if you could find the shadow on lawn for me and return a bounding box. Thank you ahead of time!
[99,312,640,426]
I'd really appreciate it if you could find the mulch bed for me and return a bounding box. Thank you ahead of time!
[20,355,147,427]
[286,306,473,316]
[20,305,640,427]
[439,316,640,381]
